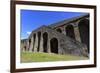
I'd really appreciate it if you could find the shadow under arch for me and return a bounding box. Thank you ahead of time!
[50,37,58,54]
[43,32,48,53]
[37,31,41,52]
[78,18,89,53]
[56,28,62,33]
[65,25,75,39]
[32,33,36,51]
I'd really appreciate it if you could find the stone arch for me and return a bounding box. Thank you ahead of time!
[28,39,31,51]
[78,18,89,53]
[37,31,41,52]
[24,46,26,51]
[50,38,58,54]
[43,32,48,53]
[65,25,75,39]
[32,33,36,51]
[56,28,62,33]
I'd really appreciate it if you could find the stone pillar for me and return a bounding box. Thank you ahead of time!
[21,42,24,51]
[26,40,29,51]
[47,36,51,53]
[73,22,81,42]
[61,26,66,35]
[21,44,24,52]
[34,34,38,52]
[29,37,33,52]
[58,39,62,54]
[39,34,43,52]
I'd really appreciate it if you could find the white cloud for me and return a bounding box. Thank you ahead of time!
[26,31,31,35]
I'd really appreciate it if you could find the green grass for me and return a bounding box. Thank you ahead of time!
[21,51,88,63]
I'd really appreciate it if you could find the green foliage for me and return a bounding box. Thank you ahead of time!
[21,52,88,63]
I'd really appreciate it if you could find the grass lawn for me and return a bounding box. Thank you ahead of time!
[21,51,88,63]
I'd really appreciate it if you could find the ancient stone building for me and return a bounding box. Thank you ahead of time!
[21,14,89,57]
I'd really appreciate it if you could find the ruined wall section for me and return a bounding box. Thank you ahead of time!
[25,25,87,56]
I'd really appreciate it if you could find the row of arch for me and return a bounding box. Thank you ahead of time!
[56,18,89,53]
[27,32,59,54]
[56,25,75,39]
[24,18,89,54]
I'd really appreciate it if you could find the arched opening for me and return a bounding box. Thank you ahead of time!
[50,38,58,54]
[28,39,31,51]
[78,19,89,53]
[66,25,75,39]
[56,28,62,33]
[32,33,36,51]
[24,46,26,51]
[37,31,41,52]
[43,32,48,53]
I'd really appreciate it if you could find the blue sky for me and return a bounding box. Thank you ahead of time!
[21,9,87,39]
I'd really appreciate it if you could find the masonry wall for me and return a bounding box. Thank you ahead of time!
[21,15,89,57]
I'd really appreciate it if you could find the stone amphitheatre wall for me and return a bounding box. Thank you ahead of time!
[21,14,89,57]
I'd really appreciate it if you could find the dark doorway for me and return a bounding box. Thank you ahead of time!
[43,32,48,53]
[24,46,26,51]
[50,38,58,54]
[66,25,75,39]
[28,39,31,51]
[32,33,36,51]
[56,28,62,33]
[78,19,89,53]
[37,31,41,52]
